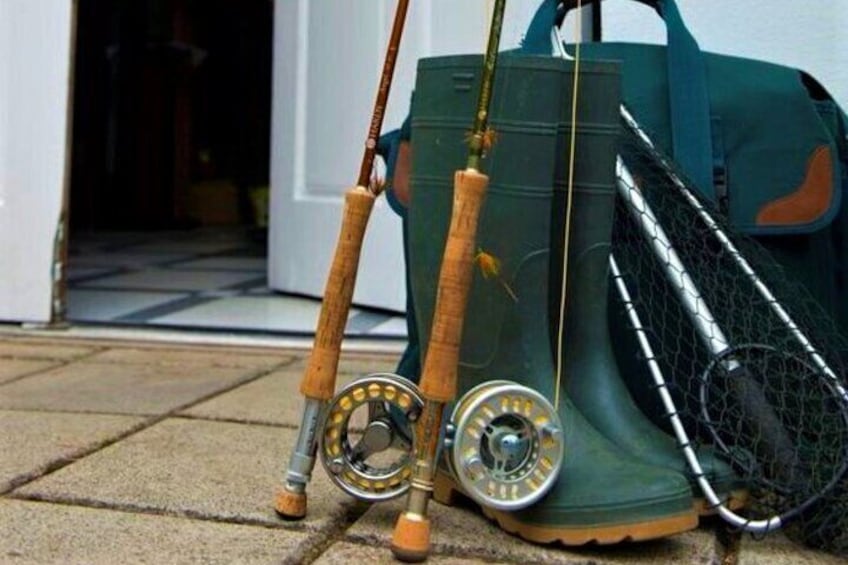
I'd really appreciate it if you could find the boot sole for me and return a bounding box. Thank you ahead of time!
[433,471,698,545]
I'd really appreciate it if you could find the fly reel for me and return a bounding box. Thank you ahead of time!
[319,373,423,502]
[445,380,564,511]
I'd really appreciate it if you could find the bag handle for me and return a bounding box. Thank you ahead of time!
[524,0,717,202]
[556,0,659,25]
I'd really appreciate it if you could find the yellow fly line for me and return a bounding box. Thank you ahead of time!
[554,0,583,411]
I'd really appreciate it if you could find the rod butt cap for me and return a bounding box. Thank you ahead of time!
[274,489,307,520]
[391,513,431,562]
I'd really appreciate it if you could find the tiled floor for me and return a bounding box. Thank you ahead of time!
[1,334,836,564]
[67,228,408,339]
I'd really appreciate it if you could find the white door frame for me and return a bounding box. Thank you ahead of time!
[0,0,76,324]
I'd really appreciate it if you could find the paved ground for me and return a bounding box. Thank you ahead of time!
[0,330,842,564]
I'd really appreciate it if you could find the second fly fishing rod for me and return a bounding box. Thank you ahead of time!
[390,1,509,560]
[275,0,411,520]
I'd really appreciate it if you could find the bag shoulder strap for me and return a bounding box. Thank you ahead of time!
[661,0,715,201]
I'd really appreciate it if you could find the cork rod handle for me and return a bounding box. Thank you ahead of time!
[300,187,375,400]
[419,169,489,403]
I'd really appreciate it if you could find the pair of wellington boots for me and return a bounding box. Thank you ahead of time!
[401,55,744,545]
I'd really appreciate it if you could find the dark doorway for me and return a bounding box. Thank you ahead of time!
[65,0,282,332]
[70,0,273,231]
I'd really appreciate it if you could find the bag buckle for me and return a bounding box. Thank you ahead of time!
[714,165,729,212]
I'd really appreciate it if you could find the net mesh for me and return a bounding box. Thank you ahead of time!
[609,115,848,553]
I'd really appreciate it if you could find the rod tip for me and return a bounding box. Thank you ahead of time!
[390,513,431,562]
[274,489,307,520]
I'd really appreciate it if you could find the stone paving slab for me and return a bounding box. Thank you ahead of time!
[15,418,355,532]
[347,498,720,564]
[313,541,515,564]
[0,361,261,415]
[84,346,293,371]
[0,359,61,385]
[737,532,846,564]
[182,354,400,426]
[0,341,98,361]
[183,367,354,426]
[182,366,311,426]
[0,410,145,492]
[0,499,310,565]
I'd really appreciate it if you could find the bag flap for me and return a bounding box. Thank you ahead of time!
[577,42,843,235]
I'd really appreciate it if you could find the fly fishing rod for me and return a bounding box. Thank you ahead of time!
[275,0,411,520]
[390,1,508,561]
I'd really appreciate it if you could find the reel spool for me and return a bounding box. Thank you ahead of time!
[445,380,564,511]
[319,373,424,502]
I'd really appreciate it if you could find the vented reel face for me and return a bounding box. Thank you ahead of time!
[319,373,424,502]
[446,380,564,511]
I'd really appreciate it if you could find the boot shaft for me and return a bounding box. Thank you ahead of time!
[409,55,621,391]
[550,76,621,351]
[409,54,569,379]
[406,58,699,539]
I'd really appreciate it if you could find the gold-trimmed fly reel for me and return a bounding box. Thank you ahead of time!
[319,373,423,502]
[319,376,563,509]
[445,380,564,511]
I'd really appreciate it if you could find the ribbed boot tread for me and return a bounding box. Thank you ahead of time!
[433,471,697,545]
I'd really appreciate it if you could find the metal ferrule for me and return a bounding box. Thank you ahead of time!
[284,397,324,492]
[400,402,443,517]
[404,482,433,518]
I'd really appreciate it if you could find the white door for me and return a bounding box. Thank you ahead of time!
[0,0,75,323]
[268,0,541,312]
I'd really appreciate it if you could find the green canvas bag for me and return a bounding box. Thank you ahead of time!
[524,0,848,331]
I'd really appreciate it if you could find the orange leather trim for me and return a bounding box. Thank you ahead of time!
[756,145,834,226]
[393,141,412,207]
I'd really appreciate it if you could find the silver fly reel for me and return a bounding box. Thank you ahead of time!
[319,373,423,502]
[445,380,564,511]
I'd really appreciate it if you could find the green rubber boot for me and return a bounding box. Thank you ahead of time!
[408,54,697,544]
[550,148,747,515]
